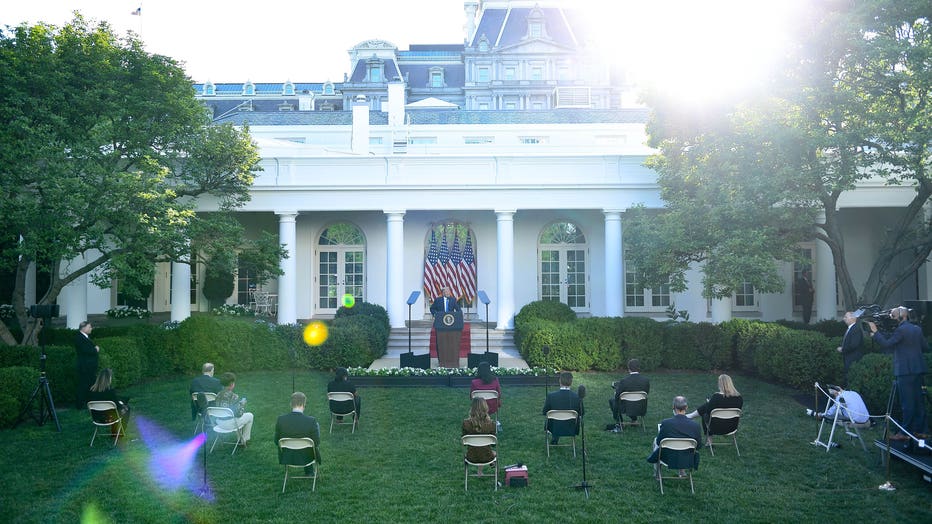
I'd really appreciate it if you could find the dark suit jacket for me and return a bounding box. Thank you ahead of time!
[430,296,461,315]
[873,321,929,376]
[840,324,865,372]
[327,379,359,415]
[75,332,98,370]
[190,374,223,419]
[542,388,582,438]
[613,372,650,416]
[647,413,702,469]
[275,411,321,465]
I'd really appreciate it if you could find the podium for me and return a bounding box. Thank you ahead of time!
[433,309,463,368]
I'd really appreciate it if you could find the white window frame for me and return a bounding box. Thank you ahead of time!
[733,281,759,311]
[477,67,490,83]
[624,261,671,312]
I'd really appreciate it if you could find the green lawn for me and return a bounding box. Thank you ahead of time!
[0,371,928,523]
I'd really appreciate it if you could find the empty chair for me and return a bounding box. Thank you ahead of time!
[615,391,649,432]
[87,401,125,447]
[706,408,742,456]
[326,392,358,434]
[545,409,578,457]
[253,291,272,316]
[192,392,218,434]
[462,434,498,492]
[655,437,699,494]
[278,437,319,492]
[207,406,246,455]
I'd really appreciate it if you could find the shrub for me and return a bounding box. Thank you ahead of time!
[335,302,390,357]
[577,317,623,371]
[167,316,290,375]
[847,353,895,415]
[96,337,145,389]
[0,366,39,427]
[719,319,788,374]
[0,346,32,368]
[661,322,731,371]
[335,301,390,325]
[774,318,846,338]
[520,320,592,371]
[299,319,374,370]
[41,345,77,406]
[105,306,151,319]
[754,330,842,391]
[617,316,664,371]
[514,300,576,350]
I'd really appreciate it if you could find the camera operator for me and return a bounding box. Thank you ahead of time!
[868,306,930,440]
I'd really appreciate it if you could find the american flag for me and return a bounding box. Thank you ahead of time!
[449,234,463,299]
[424,230,440,299]
[438,230,451,294]
[459,233,477,302]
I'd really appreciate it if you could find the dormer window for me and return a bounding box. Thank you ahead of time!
[203,81,215,96]
[367,57,384,83]
[526,8,547,40]
[529,22,542,38]
[477,34,490,52]
[323,82,335,95]
[243,81,255,96]
[429,67,445,88]
[283,81,295,96]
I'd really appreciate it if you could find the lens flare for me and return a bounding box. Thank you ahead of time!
[341,294,356,308]
[303,321,328,346]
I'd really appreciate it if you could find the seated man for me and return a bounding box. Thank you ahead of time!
[609,358,650,430]
[327,367,361,422]
[647,396,702,473]
[275,392,322,473]
[808,385,870,424]
[542,371,583,444]
[190,362,222,420]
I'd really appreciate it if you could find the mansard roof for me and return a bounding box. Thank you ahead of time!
[349,59,402,82]
[212,108,648,126]
[400,64,466,89]
[195,82,340,96]
[469,6,578,49]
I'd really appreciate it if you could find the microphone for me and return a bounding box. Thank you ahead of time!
[577,384,586,400]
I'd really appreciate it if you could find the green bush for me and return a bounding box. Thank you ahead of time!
[521,320,592,371]
[96,337,145,389]
[576,317,623,371]
[167,316,290,375]
[335,301,390,325]
[299,319,376,370]
[754,330,842,391]
[661,322,731,371]
[0,346,32,368]
[774,319,846,338]
[125,324,175,378]
[720,319,788,374]
[36,345,77,406]
[0,366,39,427]
[514,300,576,350]
[847,353,895,416]
[617,316,664,371]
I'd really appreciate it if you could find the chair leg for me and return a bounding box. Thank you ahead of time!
[90,426,98,447]
[311,464,317,492]
[707,436,715,456]
[572,437,577,458]
[329,413,335,434]
[494,461,498,491]
[689,471,695,494]
[282,467,289,493]
[545,432,550,457]
[734,435,740,456]
[209,432,220,454]
[464,462,469,492]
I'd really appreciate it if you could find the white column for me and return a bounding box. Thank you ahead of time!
[815,215,837,320]
[170,259,191,322]
[24,261,36,308]
[385,210,406,329]
[277,211,298,325]
[710,297,732,323]
[604,210,623,317]
[62,255,87,329]
[496,210,516,330]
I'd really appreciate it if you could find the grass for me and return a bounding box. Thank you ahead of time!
[0,370,929,523]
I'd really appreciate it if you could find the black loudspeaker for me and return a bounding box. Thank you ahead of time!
[467,352,499,368]
[400,351,430,370]
[28,304,60,318]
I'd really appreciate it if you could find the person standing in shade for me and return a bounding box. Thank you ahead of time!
[795,270,815,324]
[275,392,321,473]
[75,321,99,409]
[837,312,865,384]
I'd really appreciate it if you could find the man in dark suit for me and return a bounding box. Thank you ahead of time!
[189,362,223,420]
[647,396,702,472]
[837,312,864,384]
[542,371,583,444]
[274,392,321,473]
[75,321,99,409]
[429,286,461,315]
[610,358,650,430]
[869,307,929,439]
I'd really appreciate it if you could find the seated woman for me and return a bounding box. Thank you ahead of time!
[462,398,497,475]
[216,372,254,445]
[87,368,130,434]
[687,374,743,434]
[469,361,502,416]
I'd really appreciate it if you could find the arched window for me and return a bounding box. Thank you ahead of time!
[203,81,215,96]
[283,81,295,96]
[539,222,588,311]
[323,81,335,95]
[243,81,255,96]
[317,223,366,313]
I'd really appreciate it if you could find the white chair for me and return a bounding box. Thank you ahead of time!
[545,409,578,458]
[615,391,649,432]
[327,392,358,434]
[706,408,742,456]
[207,406,246,455]
[462,434,498,492]
[253,291,272,316]
[470,390,500,422]
[191,392,217,434]
[87,401,125,447]
[278,438,319,492]
[656,438,698,494]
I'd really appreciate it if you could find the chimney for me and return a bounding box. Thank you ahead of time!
[464,2,479,44]
[351,95,369,154]
[387,81,406,128]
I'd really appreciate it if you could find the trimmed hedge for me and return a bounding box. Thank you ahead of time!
[617,317,664,372]
[97,337,145,390]
[720,319,788,374]
[754,329,842,391]
[514,300,576,350]
[848,353,932,417]
[0,366,39,428]
[167,316,291,375]
[661,322,732,371]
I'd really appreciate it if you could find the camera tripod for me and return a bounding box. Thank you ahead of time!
[15,348,62,432]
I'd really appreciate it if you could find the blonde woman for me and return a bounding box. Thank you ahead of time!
[687,374,743,434]
[462,397,496,474]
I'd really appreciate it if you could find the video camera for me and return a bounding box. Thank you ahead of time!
[856,304,901,333]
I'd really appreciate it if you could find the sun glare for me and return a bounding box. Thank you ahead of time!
[583,0,806,105]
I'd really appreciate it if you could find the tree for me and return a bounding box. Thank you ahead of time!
[625,0,932,310]
[0,16,284,345]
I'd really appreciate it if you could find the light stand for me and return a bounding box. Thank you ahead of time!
[14,306,61,432]
[477,290,491,354]
[406,291,421,354]
[574,384,590,498]
[542,345,551,396]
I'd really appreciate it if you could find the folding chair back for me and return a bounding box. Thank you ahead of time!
[279,438,319,492]
[327,392,358,433]
[545,409,578,457]
[707,407,742,456]
[462,434,498,492]
[207,406,245,455]
[616,391,648,432]
[192,392,217,434]
[87,401,125,447]
[657,437,698,494]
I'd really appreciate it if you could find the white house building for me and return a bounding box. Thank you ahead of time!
[55,0,931,333]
